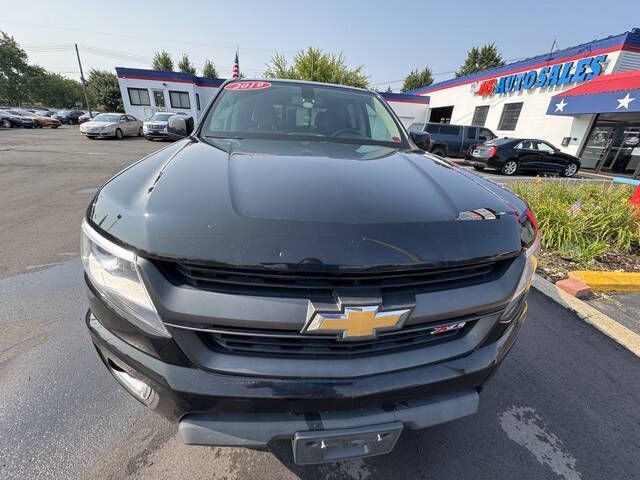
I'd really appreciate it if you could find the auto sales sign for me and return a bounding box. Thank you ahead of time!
[475,54,607,96]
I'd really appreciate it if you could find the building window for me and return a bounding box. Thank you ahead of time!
[498,102,523,131]
[169,90,191,109]
[471,106,489,127]
[128,88,150,106]
[153,90,165,108]
[196,93,201,110]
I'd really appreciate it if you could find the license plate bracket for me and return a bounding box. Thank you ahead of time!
[292,421,403,465]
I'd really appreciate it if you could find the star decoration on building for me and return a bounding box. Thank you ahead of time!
[555,99,567,112]
[616,93,636,110]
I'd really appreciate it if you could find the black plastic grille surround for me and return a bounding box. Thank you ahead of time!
[156,258,511,299]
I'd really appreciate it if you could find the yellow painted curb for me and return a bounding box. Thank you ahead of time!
[568,271,640,292]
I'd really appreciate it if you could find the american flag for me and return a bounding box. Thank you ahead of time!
[232,50,239,79]
[568,199,584,215]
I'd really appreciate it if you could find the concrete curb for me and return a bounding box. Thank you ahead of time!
[532,274,640,357]
[568,270,640,292]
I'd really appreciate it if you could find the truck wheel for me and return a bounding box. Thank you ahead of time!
[431,148,446,157]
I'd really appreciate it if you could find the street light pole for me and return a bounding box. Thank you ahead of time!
[75,43,92,116]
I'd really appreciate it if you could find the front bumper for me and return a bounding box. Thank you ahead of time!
[87,298,525,446]
[81,130,115,138]
[144,131,169,139]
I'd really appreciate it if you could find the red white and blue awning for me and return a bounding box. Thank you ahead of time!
[547,69,640,115]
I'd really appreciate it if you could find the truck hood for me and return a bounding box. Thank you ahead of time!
[89,138,526,270]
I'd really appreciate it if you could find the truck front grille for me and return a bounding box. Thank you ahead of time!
[194,317,477,358]
[156,258,510,299]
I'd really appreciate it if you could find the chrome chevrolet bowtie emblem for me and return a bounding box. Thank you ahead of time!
[303,306,411,341]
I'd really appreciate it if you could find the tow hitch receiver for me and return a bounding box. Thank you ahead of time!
[292,422,403,465]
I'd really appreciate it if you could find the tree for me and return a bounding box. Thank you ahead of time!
[456,43,504,77]
[152,50,174,71]
[178,53,196,74]
[401,66,434,92]
[0,31,30,105]
[87,69,123,111]
[27,67,84,107]
[201,59,218,78]
[264,47,368,88]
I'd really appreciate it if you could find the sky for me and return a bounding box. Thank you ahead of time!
[1,0,638,90]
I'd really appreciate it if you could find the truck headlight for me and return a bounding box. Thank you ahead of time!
[81,219,170,337]
[500,209,540,322]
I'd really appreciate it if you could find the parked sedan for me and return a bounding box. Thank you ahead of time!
[470,138,581,177]
[5,109,60,128]
[79,113,143,139]
[53,109,85,125]
[143,112,186,140]
[1,110,36,128]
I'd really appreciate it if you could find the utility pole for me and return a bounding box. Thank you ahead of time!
[75,44,92,116]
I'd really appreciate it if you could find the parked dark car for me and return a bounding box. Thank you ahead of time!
[0,109,37,128]
[53,109,85,124]
[9,109,61,128]
[78,111,101,124]
[470,138,581,177]
[409,122,496,158]
[82,79,538,465]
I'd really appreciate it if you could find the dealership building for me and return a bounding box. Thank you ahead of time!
[409,28,640,177]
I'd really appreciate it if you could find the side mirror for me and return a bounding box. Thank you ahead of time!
[167,115,195,140]
[410,131,431,151]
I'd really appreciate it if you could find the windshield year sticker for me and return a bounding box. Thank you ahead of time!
[225,81,272,91]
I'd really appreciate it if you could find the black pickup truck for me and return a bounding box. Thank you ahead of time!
[82,79,536,465]
[409,122,496,158]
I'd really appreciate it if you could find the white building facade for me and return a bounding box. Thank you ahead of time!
[116,67,224,121]
[410,28,640,177]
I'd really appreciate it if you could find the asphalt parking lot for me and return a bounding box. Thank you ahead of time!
[0,126,161,279]
[1,127,639,479]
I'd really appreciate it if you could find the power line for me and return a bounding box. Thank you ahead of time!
[10,20,295,55]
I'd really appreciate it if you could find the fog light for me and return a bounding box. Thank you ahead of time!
[109,362,152,401]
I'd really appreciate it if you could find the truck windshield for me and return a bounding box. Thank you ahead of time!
[200,81,405,147]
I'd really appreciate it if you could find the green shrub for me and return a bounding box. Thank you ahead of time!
[509,181,640,261]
